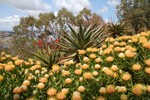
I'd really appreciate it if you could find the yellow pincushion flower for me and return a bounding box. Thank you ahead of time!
[132,64,141,71]
[140,32,149,36]
[114,47,121,52]
[86,47,93,52]
[97,96,105,100]
[72,91,82,100]
[37,83,45,89]
[1,52,5,55]
[131,36,138,43]
[81,64,89,69]
[120,94,128,100]
[139,36,148,44]
[147,86,150,92]
[23,80,30,86]
[145,68,150,74]
[65,78,72,84]
[74,69,82,75]
[122,73,131,81]
[46,88,57,96]
[145,59,150,66]
[143,42,150,49]
[61,88,69,94]
[39,77,48,83]
[111,65,118,71]
[15,59,23,66]
[89,53,97,59]
[119,53,125,58]
[99,87,106,94]
[105,56,114,62]
[83,57,90,62]
[62,70,70,76]
[78,86,85,92]
[56,92,66,100]
[94,64,101,69]
[92,71,99,76]
[13,94,20,100]
[52,64,60,72]
[95,58,102,63]
[83,72,93,79]
[20,85,27,91]
[0,75,4,81]
[4,64,15,71]
[91,48,99,52]
[13,87,22,94]
[132,84,143,96]
[103,48,112,55]
[106,85,116,94]
[78,50,86,55]
[125,50,136,58]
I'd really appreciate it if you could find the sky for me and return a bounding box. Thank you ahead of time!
[0,0,120,31]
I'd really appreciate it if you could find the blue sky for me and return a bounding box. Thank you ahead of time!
[0,0,120,31]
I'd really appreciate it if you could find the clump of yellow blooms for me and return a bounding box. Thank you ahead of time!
[0,31,150,99]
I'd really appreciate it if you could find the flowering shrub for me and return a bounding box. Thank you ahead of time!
[0,31,150,100]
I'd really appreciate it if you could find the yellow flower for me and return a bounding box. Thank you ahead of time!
[65,78,72,84]
[116,86,127,93]
[86,47,93,52]
[1,52,5,55]
[131,36,138,43]
[97,96,105,100]
[111,65,118,71]
[61,88,69,94]
[13,94,20,100]
[140,32,149,36]
[78,86,85,92]
[119,53,125,58]
[139,36,148,44]
[147,85,150,92]
[120,94,128,100]
[92,71,99,76]
[83,57,90,62]
[145,68,150,74]
[37,83,45,89]
[78,50,86,55]
[132,84,143,96]
[39,77,47,83]
[4,64,15,71]
[23,80,30,86]
[0,75,4,81]
[102,45,107,49]
[74,69,82,75]
[20,85,27,91]
[81,64,89,70]
[143,42,150,49]
[12,56,18,60]
[132,64,141,71]
[52,64,60,72]
[145,59,150,66]
[125,50,136,58]
[106,85,116,94]
[114,47,121,52]
[46,88,57,96]
[103,48,112,55]
[91,48,99,52]
[72,91,82,100]
[122,73,131,81]
[89,53,97,59]
[15,59,23,66]
[62,70,70,76]
[94,64,101,69]
[99,87,106,94]
[83,72,93,79]
[105,56,114,62]
[56,92,66,100]
[13,87,22,94]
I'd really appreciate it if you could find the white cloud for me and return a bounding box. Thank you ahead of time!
[0,15,20,31]
[1,0,51,16]
[53,0,91,14]
[107,0,120,7]
[104,19,111,23]
[99,6,108,14]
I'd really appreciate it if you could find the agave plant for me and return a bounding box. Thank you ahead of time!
[107,21,128,38]
[57,24,106,62]
[32,47,60,70]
